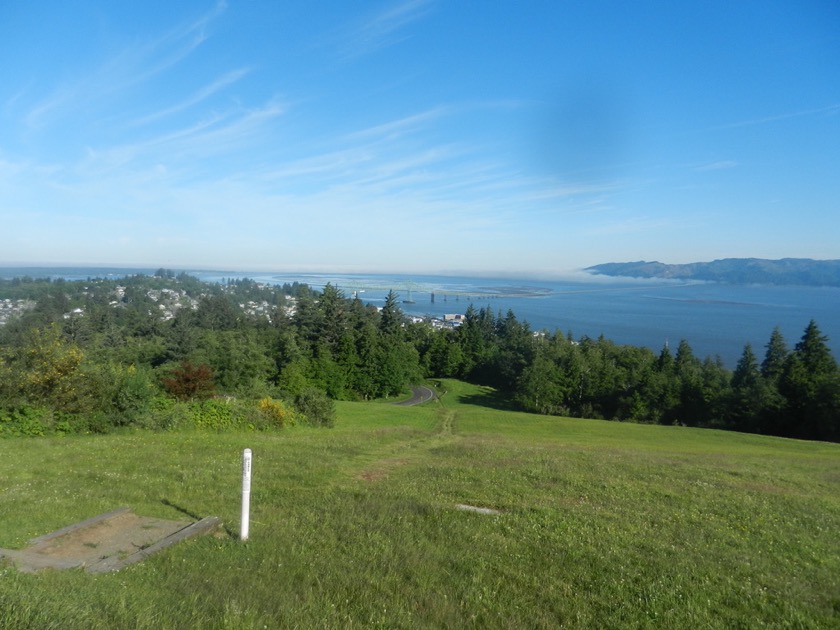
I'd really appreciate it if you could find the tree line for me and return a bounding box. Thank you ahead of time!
[0,273,837,442]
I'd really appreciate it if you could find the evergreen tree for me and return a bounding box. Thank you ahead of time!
[651,344,680,424]
[354,321,384,399]
[761,327,788,380]
[492,310,535,391]
[166,310,199,362]
[700,355,731,428]
[728,344,765,433]
[309,340,346,399]
[613,345,659,422]
[794,320,837,375]
[318,283,347,353]
[778,320,839,440]
[194,294,241,331]
[757,327,789,435]
[426,329,464,378]
[674,339,705,426]
[201,329,274,395]
[379,290,403,338]
[292,290,323,351]
[335,329,360,396]
[517,349,568,415]
[457,304,483,378]
[656,344,674,373]
[458,306,501,385]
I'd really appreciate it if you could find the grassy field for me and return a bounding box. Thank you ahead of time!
[1,380,839,629]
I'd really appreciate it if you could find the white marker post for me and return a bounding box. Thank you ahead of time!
[240,448,252,541]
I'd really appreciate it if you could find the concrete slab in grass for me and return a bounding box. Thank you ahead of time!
[0,507,221,573]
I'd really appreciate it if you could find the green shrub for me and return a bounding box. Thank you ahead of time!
[294,388,336,427]
[135,399,193,432]
[0,405,131,437]
[52,411,87,435]
[0,406,48,437]
[257,396,299,429]
[111,365,157,421]
[78,412,117,434]
[149,395,176,411]
[189,398,236,430]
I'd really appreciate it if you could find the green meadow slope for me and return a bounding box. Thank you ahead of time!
[1,380,838,629]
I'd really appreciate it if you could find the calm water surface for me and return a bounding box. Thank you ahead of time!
[195,271,840,368]
[3,267,838,368]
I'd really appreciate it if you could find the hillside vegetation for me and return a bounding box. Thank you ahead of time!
[1,380,839,628]
[586,257,840,286]
[1,271,838,443]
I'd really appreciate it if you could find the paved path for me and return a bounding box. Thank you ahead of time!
[394,385,436,406]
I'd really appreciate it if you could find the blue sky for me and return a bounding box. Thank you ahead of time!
[2,1,839,276]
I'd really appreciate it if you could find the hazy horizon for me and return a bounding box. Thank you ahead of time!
[2,255,839,284]
[0,259,607,282]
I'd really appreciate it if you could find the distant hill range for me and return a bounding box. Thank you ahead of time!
[585,258,840,287]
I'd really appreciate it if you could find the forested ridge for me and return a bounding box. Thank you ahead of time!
[1,271,838,442]
[586,257,840,286]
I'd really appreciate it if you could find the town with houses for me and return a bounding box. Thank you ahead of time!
[0,283,290,327]
[0,299,36,326]
[0,282,466,330]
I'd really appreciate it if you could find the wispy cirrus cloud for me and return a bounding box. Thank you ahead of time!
[117,0,228,87]
[710,102,840,131]
[335,0,435,60]
[23,2,229,130]
[82,97,286,173]
[693,160,739,172]
[253,102,629,218]
[129,67,251,127]
[344,106,448,141]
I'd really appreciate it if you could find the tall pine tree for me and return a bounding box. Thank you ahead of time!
[778,320,839,440]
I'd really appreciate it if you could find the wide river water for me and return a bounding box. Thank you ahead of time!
[3,267,838,368]
[194,270,839,368]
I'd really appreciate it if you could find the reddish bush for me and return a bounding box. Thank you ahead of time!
[161,361,216,401]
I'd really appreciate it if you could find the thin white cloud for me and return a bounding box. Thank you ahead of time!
[129,67,251,126]
[85,97,286,171]
[711,103,840,131]
[4,83,33,115]
[120,1,227,86]
[23,2,228,130]
[229,100,634,232]
[24,86,77,130]
[693,160,739,172]
[344,106,448,141]
[252,107,458,190]
[260,147,374,182]
[337,0,435,59]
